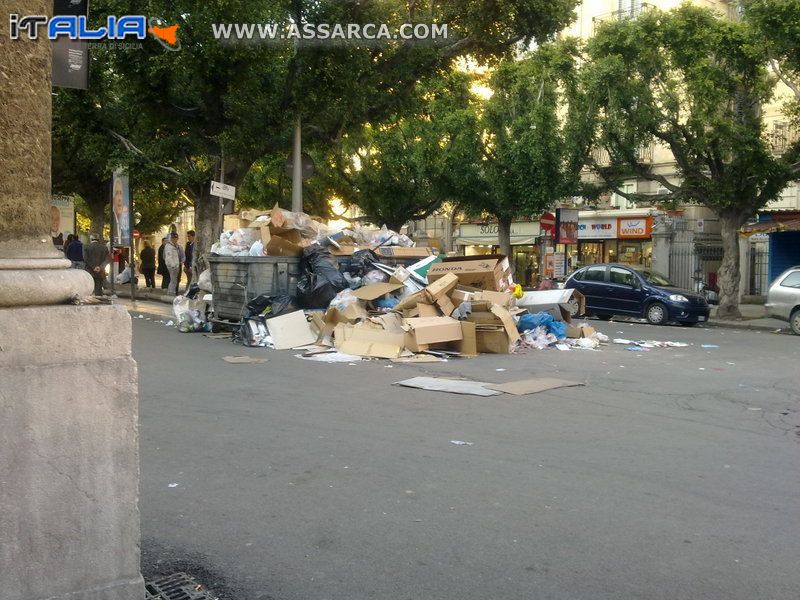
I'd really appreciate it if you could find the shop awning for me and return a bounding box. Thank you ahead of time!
[740,218,800,236]
[455,236,539,246]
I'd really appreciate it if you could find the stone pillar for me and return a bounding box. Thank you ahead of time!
[0,2,144,598]
[651,227,672,278]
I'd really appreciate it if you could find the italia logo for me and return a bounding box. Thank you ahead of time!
[9,14,181,51]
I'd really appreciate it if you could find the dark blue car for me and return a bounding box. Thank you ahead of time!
[564,264,710,326]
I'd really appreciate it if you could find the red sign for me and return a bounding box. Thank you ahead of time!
[132,230,140,239]
[617,217,652,238]
[540,211,556,231]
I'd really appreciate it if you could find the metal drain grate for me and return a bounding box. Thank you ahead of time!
[145,572,216,600]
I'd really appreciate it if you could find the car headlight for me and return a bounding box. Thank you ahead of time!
[669,294,688,302]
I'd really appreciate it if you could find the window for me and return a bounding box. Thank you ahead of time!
[583,266,607,282]
[780,271,800,288]
[610,267,636,286]
[641,270,672,286]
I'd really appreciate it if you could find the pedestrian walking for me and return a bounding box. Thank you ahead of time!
[157,237,170,289]
[65,234,84,269]
[183,230,195,292]
[164,232,182,296]
[140,240,156,288]
[83,234,110,296]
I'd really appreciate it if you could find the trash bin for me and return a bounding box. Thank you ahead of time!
[208,255,301,322]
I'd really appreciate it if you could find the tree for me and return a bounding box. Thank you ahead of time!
[454,41,591,257]
[88,0,580,276]
[584,5,798,318]
[323,72,481,231]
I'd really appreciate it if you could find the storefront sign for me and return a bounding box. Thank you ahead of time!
[456,221,540,246]
[618,217,652,238]
[555,209,579,244]
[578,218,617,239]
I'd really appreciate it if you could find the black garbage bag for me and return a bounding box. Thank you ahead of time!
[296,246,347,309]
[245,294,297,319]
[347,248,381,278]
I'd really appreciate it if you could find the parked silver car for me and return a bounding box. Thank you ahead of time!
[765,266,800,335]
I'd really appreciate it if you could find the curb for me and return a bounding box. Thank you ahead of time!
[706,319,786,332]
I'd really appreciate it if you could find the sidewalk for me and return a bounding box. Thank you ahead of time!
[707,304,789,331]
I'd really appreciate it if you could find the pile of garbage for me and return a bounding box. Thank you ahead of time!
[211,204,419,259]
[225,249,618,359]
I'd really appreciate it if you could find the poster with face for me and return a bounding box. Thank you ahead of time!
[555,208,579,244]
[49,196,75,248]
[112,170,132,247]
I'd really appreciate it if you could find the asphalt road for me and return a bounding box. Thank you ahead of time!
[131,310,800,600]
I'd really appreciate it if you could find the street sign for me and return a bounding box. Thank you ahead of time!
[133,230,140,239]
[285,152,316,180]
[211,180,236,200]
[540,211,556,231]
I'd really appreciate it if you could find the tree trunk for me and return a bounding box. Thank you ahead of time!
[716,212,746,319]
[192,188,221,280]
[498,215,513,259]
[89,201,106,238]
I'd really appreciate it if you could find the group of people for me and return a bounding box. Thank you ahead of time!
[61,230,196,297]
[138,230,195,295]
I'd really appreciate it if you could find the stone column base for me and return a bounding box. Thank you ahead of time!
[0,305,144,600]
[0,258,94,307]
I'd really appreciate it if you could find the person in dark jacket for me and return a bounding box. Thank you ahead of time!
[83,234,110,296]
[140,240,157,288]
[183,230,195,293]
[65,235,84,269]
[157,237,170,289]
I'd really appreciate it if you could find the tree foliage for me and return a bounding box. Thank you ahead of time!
[583,5,798,316]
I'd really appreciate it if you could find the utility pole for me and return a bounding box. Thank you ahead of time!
[291,116,303,213]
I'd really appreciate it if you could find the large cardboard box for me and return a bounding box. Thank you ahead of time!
[334,322,406,358]
[427,255,511,291]
[516,289,585,322]
[266,236,303,257]
[352,283,404,302]
[474,290,514,307]
[476,329,513,354]
[402,316,463,352]
[424,272,458,301]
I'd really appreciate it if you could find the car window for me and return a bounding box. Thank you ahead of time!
[571,269,584,281]
[640,270,672,286]
[780,271,800,288]
[610,267,636,286]
[583,266,606,282]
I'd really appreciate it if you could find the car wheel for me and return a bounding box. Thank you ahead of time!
[566,298,582,317]
[645,302,668,325]
[791,309,800,336]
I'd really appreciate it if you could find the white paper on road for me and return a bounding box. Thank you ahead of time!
[394,377,502,397]
[295,352,363,363]
[222,355,269,364]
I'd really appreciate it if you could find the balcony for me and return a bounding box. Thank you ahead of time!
[766,122,799,155]
[592,3,654,33]
[591,143,654,167]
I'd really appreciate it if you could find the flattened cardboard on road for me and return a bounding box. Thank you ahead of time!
[266,310,316,349]
[485,377,584,396]
[395,377,503,397]
[222,355,269,364]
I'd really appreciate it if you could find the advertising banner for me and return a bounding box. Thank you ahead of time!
[49,196,75,248]
[618,217,652,238]
[578,218,618,239]
[112,170,132,247]
[555,209,579,244]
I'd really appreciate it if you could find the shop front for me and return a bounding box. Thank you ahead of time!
[455,220,541,285]
[576,213,654,269]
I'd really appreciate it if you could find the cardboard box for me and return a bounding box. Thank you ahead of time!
[352,282,404,302]
[269,224,303,245]
[266,236,303,257]
[426,255,511,291]
[247,224,271,246]
[334,322,406,357]
[476,329,512,354]
[449,286,479,305]
[516,289,585,322]
[241,209,270,221]
[376,246,434,258]
[454,321,477,356]
[223,215,250,230]
[435,295,455,317]
[394,290,427,312]
[417,302,440,318]
[475,290,514,307]
[566,324,596,339]
[424,272,458,302]
[402,316,463,352]
[266,311,316,350]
